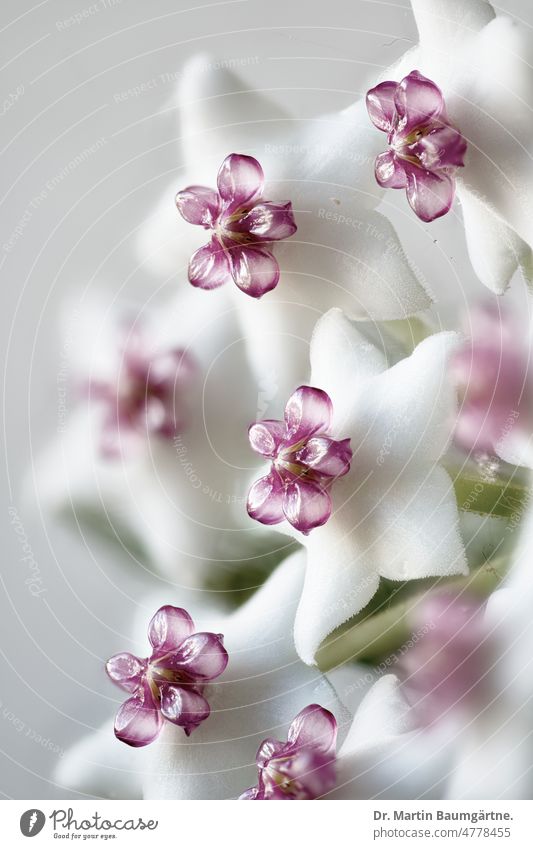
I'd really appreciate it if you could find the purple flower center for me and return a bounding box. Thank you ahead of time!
[398,593,490,727]
[247,385,352,534]
[451,303,533,457]
[239,704,338,800]
[86,327,196,459]
[106,605,228,746]
[366,70,467,222]
[175,153,297,298]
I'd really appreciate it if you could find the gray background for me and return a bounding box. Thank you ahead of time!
[0,0,531,800]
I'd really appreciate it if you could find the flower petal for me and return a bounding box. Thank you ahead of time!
[159,684,211,734]
[405,166,455,222]
[231,202,297,241]
[295,437,352,477]
[375,151,407,188]
[458,186,533,294]
[248,419,286,458]
[166,632,228,680]
[148,605,195,655]
[188,237,231,290]
[114,694,163,748]
[394,70,444,132]
[284,385,333,443]
[228,243,280,297]
[106,653,146,694]
[410,0,494,55]
[412,124,467,170]
[217,153,264,206]
[287,704,338,755]
[282,479,332,534]
[291,320,467,664]
[366,80,398,132]
[175,185,220,226]
[247,471,285,525]
[54,719,143,799]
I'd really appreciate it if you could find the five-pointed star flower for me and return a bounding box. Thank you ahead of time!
[388,0,533,294]
[31,287,282,588]
[55,552,427,800]
[248,308,467,664]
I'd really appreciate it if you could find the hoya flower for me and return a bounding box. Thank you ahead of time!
[247,386,352,533]
[106,605,228,745]
[240,704,337,799]
[451,301,533,464]
[398,593,490,728]
[31,288,280,588]
[256,308,467,664]
[85,324,196,458]
[388,0,533,293]
[367,70,467,222]
[175,153,297,297]
[57,553,427,800]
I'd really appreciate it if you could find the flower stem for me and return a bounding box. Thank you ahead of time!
[451,469,531,520]
[316,555,510,671]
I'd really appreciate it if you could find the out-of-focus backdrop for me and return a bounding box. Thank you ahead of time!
[0,0,531,799]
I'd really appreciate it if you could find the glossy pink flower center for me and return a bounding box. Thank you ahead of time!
[247,386,352,534]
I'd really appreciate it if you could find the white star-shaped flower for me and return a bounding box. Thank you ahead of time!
[246,308,467,664]
[390,0,533,294]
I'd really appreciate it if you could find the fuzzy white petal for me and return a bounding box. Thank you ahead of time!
[292,314,466,663]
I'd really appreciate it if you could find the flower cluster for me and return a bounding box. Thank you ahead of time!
[40,0,533,806]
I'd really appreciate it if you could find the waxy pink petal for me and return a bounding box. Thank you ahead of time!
[175,185,220,227]
[217,153,264,207]
[247,472,285,525]
[287,704,338,755]
[295,436,352,477]
[159,684,211,735]
[106,653,146,694]
[233,202,298,241]
[366,80,397,132]
[148,605,195,656]
[405,166,455,222]
[283,479,332,534]
[114,694,163,748]
[374,151,407,189]
[167,632,228,680]
[248,420,286,458]
[284,386,333,443]
[188,237,231,289]
[228,243,280,297]
[394,70,444,133]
